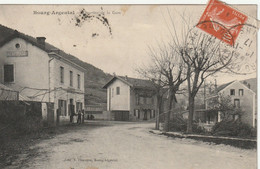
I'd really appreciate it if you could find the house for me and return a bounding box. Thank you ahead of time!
[204,79,257,128]
[0,24,85,124]
[103,75,157,121]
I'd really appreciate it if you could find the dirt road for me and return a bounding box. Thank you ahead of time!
[8,121,256,169]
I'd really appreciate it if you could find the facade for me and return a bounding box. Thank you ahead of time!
[180,79,257,129]
[103,76,157,121]
[0,25,85,123]
[215,80,256,127]
[202,80,257,128]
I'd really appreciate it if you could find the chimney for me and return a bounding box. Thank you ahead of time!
[125,75,128,80]
[248,83,251,89]
[36,37,46,46]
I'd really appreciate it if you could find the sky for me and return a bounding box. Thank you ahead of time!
[0,4,258,85]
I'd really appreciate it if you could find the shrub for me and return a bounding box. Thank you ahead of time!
[166,114,206,134]
[212,120,255,138]
[0,101,43,135]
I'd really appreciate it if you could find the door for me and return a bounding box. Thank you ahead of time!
[68,99,75,115]
[41,103,47,121]
[114,111,129,121]
[76,102,83,112]
[143,110,147,120]
[58,100,67,116]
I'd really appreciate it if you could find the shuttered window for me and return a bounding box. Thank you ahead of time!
[60,66,64,83]
[70,71,73,87]
[77,74,80,89]
[4,64,14,83]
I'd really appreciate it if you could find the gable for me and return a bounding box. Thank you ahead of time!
[219,81,255,95]
[0,24,86,72]
[103,77,131,89]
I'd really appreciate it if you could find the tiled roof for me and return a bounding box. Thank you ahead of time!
[0,24,84,70]
[217,78,257,93]
[103,76,155,89]
[240,78,257,94]
[118,76,155,89]
[216,81,234,93]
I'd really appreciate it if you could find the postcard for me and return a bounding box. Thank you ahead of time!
[0,1,259,169]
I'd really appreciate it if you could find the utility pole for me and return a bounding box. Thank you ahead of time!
[204,80,206,109]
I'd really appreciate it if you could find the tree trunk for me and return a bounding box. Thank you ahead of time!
[187,95,195,133]
[164,88,174,132]
[155,95,161,130]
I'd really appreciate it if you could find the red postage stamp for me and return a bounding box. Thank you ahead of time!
[197,0,248,46]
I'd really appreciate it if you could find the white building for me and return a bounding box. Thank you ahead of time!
[103,76,157,121]
[216,80,257,127]
[0,25,85,123]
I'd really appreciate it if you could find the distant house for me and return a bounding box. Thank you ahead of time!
[203,79,257,128]
[103,75,157,121]
[0,24,85,124]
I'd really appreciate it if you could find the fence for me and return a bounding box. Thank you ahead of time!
[0,100,55,136]
[0,88,19,100]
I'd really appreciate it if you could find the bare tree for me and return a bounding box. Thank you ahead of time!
[137,42,187,131]
[180,28,235,132]
[160,7,238,133]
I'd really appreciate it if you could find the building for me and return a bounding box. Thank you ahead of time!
[103,75,157,121]
[0,24,85,124]
[202,79,257,128]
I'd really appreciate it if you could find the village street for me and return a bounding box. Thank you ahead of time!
[8,121,256,169]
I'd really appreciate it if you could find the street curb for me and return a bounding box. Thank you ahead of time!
[149,130,256,149]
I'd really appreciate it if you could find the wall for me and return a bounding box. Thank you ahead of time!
[107,79,130,111]
[0,38,85,124]
[129,88,157,121]
[0,38,49,102]
[50,56,85,122]
[220,81,255,127]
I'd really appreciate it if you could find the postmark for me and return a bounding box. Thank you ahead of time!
[197,0,248,46]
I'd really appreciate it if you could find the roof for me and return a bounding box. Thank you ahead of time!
[103,75,156,89]
[240,78,257,94]
[0,24,85,71]
[216,81,234,93]
[217,78,257,94]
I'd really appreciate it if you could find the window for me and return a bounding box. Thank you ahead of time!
[60,66,64,83]
[230,89,235,96]
[70,71,73,87]
[58,100,67,116]
[151,110,155,118]
[77,74,80,89]
[234,99,240,108]
[140,97,144,104]
[239,89,244,96]
[15,43,20,49]
[143,97,147,104]
[147,97,151,105]
[151,97,154,105]
[136,94,139,105]
[134,109,139,116]
[4,64,14,83]
[135,109,140,119]
[116,87,120,95]
[112,88,114,97]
